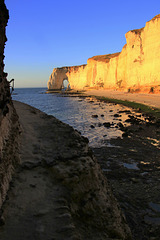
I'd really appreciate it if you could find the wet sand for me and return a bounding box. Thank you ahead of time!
[83,89,160,239]
[66,89,160,239]
[88,97,160,239]
[85,89,160,109]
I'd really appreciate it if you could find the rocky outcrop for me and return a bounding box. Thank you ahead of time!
[50,127,131,239]
[0,0,20,208]
[48,15,160,93]
[0,101,131,239]
[47,64,87,90]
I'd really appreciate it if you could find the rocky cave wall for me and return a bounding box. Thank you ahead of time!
[0,0,20,208]
[48,14,160,92]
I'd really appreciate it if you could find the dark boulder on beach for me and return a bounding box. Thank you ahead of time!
[103,122,111,128]
[92,114,98,118]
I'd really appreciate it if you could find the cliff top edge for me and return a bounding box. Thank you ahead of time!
[88,52,121,63]
[52,13,160,69]
[55,64,87,70]
[127,14,160,35]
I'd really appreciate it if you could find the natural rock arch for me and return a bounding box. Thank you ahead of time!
[62,79,70,90]
[47,67,69,90]
[48,15,160,93]
[48,65,88,90]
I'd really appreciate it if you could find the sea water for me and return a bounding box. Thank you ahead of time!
[12,88,133,147]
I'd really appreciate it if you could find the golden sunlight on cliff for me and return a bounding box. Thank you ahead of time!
[48,15,160,94]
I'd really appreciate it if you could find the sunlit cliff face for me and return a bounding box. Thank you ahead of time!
[48,14,160,93]
[47,65,87,90]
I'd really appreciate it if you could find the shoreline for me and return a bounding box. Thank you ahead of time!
[46,88,160,119]
[46,88,160,110]
[0,100,131,240]
[85,89,160,109]
[3,94,159,239]
[46,89,160,238]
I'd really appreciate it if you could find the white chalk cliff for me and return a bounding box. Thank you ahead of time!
[48,15,160,93]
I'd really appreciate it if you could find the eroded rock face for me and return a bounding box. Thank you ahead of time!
[0,102,132,239]
[47,64,87,90]
[38,115,132,238]
[47,67,69,90]
[0,0,20,208]
[48,122,132,239]
[48,15,160,92]
[52,147,132,239]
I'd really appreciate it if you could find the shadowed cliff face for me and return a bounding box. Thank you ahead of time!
[0,0,20,208]
[48,14,160,93]
[0,101,132,239]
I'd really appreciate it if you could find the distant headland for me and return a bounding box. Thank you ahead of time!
[48,14,160,94]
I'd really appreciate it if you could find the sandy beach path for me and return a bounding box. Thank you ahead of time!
[85,89,160,109]
[0,101,77,240]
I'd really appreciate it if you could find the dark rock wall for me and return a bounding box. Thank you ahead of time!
[0,0,20,208]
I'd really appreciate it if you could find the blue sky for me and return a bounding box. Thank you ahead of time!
[4,0,160,88]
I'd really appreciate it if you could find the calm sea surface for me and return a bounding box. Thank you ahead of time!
[12,88,133,147]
